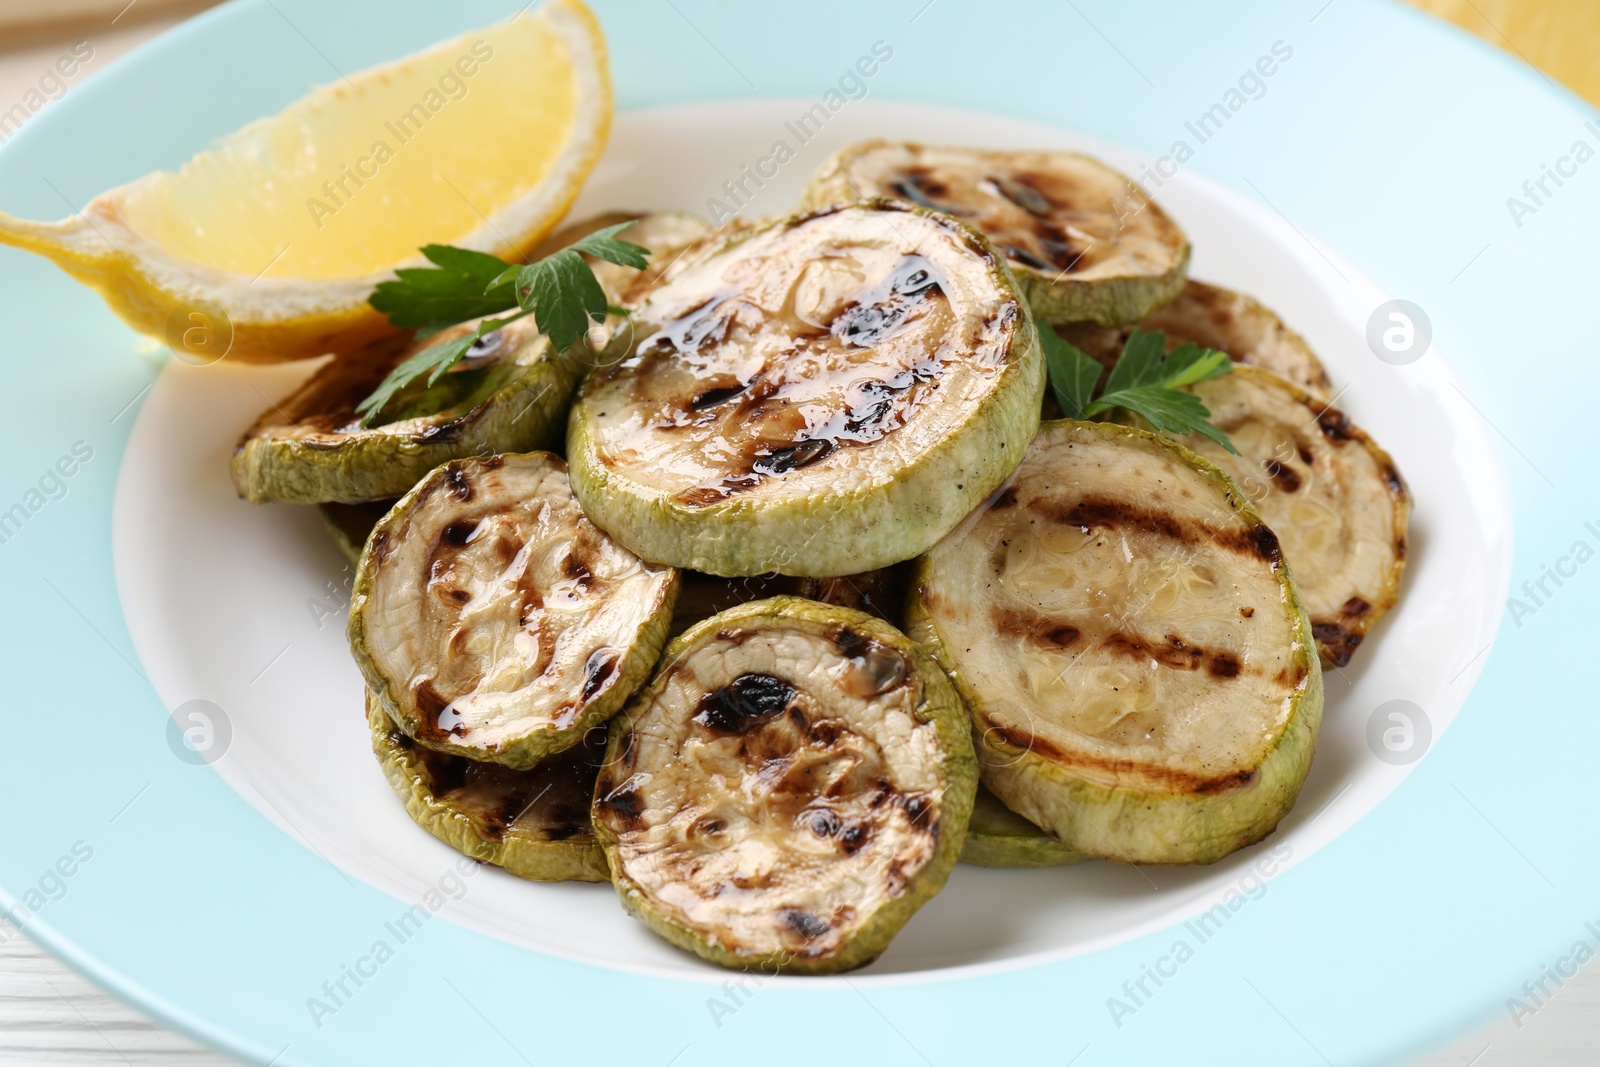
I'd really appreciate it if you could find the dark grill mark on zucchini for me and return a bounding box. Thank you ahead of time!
[441,520,477,546]
[1263,457,1301,493]
[885,167,958,213]
[989,174,1054,217]
[1207,652,1242,679]
[1043,496,1285,561]
[562,554,592,583]
[597,782,644,828]
[1311,621,1362,665]
[1315,407,1355,443]
[643,291,737,356]
[753,438,834,476]
[1379,459,1405,497]
[1240,523,1283,564]
[991,606,1082,650]
[986,721,1264,795]
[581,648,620,701]
[368,529,392,567]
[411,679,467,740]
[899,793,934,830]
[998,244,1051,272]
[803,807,843,838]
[781,908,831,941]
[1100,630,1248,678]
[694,673,797,734]
[807,719,842,747]
[690,382,747,410]
[830,254,946,349]
[1311,597,1375,666]
[1038,227,1084,273]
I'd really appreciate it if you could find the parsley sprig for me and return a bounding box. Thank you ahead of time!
[1040,325,1239,453]
[355,223,649,427]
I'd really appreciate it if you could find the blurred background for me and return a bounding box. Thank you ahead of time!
[0,0,1596,1063]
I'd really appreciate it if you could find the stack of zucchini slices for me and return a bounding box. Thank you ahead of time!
[235,144,1410,973]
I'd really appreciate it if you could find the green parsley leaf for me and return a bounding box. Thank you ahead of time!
[354,310,530,428]
[1038,322,1102,420]
[1041,325,1239,453]
[569,222,651,269]
[368,244,519,333]
[513,248,609,354]
[356,230,655,429]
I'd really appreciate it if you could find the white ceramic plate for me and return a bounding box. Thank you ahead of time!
[111,99,1512,983]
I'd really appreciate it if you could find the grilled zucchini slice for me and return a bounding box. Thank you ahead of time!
[349,452,678,769]
[231,316,581,504]
[231,211,709,506]
[1053,280,1332,397]
[1165,366,1410,667]
[367,692,608,882]
[568,200,1044,577]
[906,421,1322,865]
[800,141,1189,327]
[961,784,1088,868]
[592,597,976,974]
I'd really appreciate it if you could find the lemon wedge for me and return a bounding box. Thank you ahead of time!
[0,0,610,363]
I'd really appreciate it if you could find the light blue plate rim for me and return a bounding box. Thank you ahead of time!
[1,1,1594,1064]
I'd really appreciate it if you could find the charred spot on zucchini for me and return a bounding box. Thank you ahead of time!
[367,691,609,882]
[592,597,976,974]
[1054,280,1332,397]
[1162,365,1409,667]
[906,421,1322,866]
[231,315,582,504]
[349,452,679,769]
[801,141,1189,327]
[567,200,1044,578]
[961,784,1088,868]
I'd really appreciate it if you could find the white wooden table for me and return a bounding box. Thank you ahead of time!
[0,9,1596,1067]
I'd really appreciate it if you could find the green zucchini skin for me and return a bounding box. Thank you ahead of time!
[232,210,715,507]
[907,421,1323,866]
[593,597,976,974]
[349,452,679,770]
[960,785,1088,868]
[367,693,609,882]
[801,141,1190,327]
[231,320,584,505]
[566,200,1044,578]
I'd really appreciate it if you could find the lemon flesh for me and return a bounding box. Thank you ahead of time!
[0,0,610,363]
[119,19,584,279]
